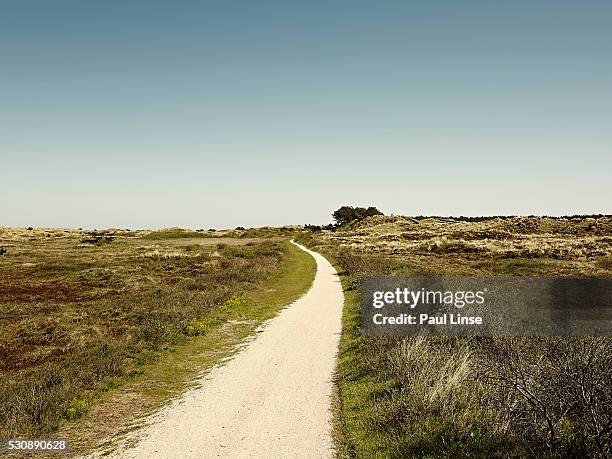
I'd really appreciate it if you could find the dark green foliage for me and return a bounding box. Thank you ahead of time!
[332,206,383,226]
[80,232,116,245]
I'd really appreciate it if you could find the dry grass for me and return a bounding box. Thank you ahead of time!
[323,215,612,267]
[298,215,612,458]
[0,227,289,439]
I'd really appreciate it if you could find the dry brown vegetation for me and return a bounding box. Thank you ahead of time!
[298,215,612,458]
[0,227,290,439]
[327,215,612,274]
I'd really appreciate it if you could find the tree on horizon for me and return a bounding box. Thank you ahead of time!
[332,206,383,226]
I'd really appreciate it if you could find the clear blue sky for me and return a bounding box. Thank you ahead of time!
[1,1,610,229]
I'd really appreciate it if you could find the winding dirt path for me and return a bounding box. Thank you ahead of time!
[111,241,344,458]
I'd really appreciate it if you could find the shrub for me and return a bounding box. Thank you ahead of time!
[80,234,116,245]
[305,224,322,232]
[184,321,208,336]
[336,251,386,276]
[64,397,89,420]
[477,337,612,456]
[332,205,383,226]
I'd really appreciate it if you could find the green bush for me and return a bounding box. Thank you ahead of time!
[332,205,383,226]
[64,397,89,420]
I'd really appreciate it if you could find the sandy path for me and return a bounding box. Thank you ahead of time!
[110,241,344,458]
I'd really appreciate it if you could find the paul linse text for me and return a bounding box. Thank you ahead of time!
[372,312,483,326]
[371,288,487,327]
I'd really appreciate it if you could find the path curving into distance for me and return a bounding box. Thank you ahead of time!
[111,241,344,459]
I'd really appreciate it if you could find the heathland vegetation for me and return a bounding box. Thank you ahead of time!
[0,227,315,454]
[2,213,610,458]
[298,213,612,458]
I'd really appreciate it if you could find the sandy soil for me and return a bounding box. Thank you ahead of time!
[106,241,343,458]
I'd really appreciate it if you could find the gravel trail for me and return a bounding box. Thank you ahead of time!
[111,241,344,458]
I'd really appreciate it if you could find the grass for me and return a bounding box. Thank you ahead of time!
[224,226,300,239]
[63,239,316,456]
[0,230,315,456]
[333,280,514,458]
[143,226,301,240]
[314,250,512,458]
[297,216,612,458]
[142,229,215,239]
